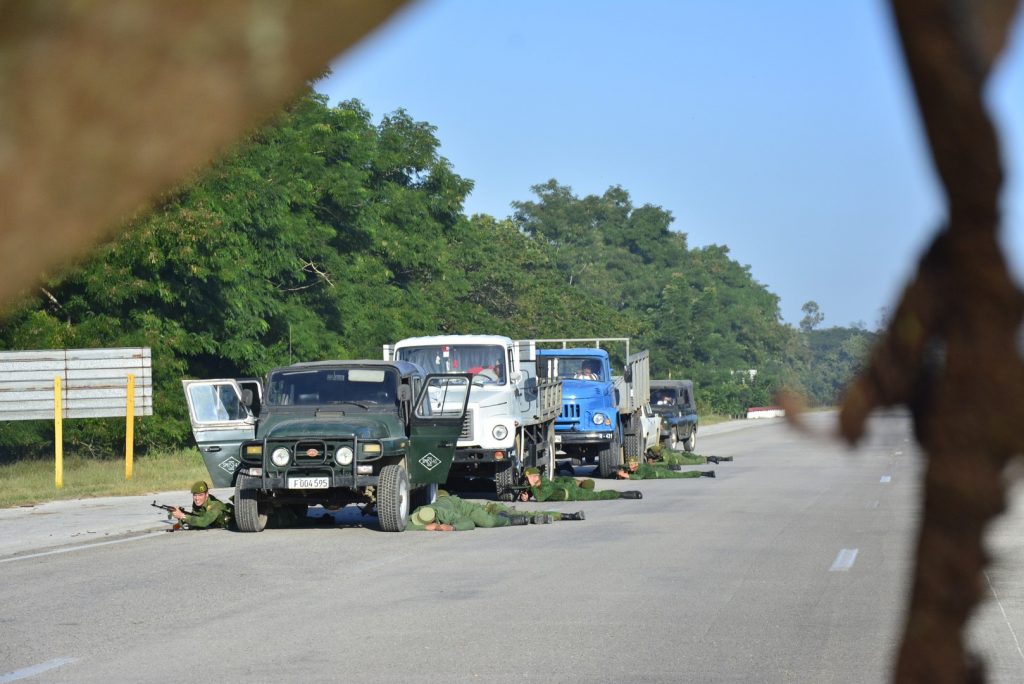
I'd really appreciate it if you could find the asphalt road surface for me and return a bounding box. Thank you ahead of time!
[2,411,1022,683]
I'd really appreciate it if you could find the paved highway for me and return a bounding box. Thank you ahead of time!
[1,411,1022,683]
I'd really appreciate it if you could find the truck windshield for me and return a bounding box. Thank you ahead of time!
[652,389,678,406]
[554,357,605,381]
[266,368,399,406]
[396,345,506,385]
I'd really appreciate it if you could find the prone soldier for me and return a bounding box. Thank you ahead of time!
[167,481,234,529]
[408,492,532,531]
[519,467,643,502]
[613,457,716,480]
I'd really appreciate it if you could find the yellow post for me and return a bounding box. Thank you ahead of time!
[54,376,63,489]
[125,374,136,480]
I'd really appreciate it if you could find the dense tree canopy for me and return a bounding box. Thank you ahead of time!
[0,88,868,458]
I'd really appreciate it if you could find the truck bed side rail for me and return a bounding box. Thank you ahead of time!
[534,376,562,422]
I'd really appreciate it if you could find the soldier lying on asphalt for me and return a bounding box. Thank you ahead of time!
[647,443,733,466]
[167,480,234,529]
[518,467,643,502]
[613,457,716,480]
[407,492,579,531]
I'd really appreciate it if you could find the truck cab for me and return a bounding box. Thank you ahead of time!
[182,360,469,532]
[650,379,698,451]
[537,348,620,468]
[385,335,561,499]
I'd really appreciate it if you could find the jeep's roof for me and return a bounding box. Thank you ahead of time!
[393,334,513,347]
[270,359,423,377]
[651,379,694,389]
[537,347,610,358]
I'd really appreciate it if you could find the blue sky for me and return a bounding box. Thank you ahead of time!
[317,0,1024,329]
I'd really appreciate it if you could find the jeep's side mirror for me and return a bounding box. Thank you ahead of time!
[624,368,633,383]
[241,389,253,407]
[397,385,412,402]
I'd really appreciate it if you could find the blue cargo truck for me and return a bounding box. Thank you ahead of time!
[537,339,656,478]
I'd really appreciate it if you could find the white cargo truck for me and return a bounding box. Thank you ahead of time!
[384,334,562,499]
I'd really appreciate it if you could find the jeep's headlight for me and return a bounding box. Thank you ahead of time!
[271,447,290,467]
[492,424,508,440]
[593,413,606,426]
[335,446,354,466]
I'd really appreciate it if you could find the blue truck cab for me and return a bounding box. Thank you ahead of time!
[537,348,620,467]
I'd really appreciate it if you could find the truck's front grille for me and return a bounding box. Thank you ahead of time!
[561,403,580,419]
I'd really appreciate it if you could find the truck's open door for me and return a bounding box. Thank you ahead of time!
[181,379,257,488]
[408,374,471,485]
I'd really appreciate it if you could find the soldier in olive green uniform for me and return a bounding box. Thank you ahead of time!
[613,457,716,480]
[170,481,234,529]
[407,493,529,531]
[521,467,643,502]
[647,443,732,466]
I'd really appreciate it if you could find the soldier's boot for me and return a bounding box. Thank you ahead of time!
[560,511,586,521]
[718,456,734,462]
[530,514,553,524]
[701,470,716,478]
[619,490,643,499]
[507,514,530,526]
[668,464,684,471]
[705,456,720,464]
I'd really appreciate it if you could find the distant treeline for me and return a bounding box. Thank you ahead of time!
[0,87,873,458]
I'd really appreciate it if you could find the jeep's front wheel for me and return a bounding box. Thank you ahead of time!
[682,428,697,452]
[235,474,268,532]
[378,465,409,532]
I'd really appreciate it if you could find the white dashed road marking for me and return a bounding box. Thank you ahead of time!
[830,548,859,572]
[0,657,77,682]
[880,475,892,483]
[0,531,165,565]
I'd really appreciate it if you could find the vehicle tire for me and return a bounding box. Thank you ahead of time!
[495,461,517,501]
[666,426,679,450]
[378,465,410,532]
[411,482,438,508]
[598,436,622,478]
[235,474,268,533]
[541,424,557,478]
[624,432,642,461]
[683,428,697,452]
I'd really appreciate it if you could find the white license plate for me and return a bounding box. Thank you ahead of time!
[288,476,329,489]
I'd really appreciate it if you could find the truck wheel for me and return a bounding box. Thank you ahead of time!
[378,465,409,532]
[598,437,622,478]
[683,429,697,452]
[495,461,517,501]
[235,474,268,533]
[411,482,438,508]
[624,432,641,461]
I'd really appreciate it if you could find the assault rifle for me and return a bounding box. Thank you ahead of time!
[151,501,187,515]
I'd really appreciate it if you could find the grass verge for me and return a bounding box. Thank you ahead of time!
[0,449,209,509]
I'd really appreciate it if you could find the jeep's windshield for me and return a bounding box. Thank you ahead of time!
[265,367,399,407]
[651,388,678,406]
[553,357,606,382]
[396,345,506,385]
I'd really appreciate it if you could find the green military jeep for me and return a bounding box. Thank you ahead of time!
[182,360,470,532]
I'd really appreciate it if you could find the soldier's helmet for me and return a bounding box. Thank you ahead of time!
[437,489,450,498]
[523,467,540,477]
[190,481,209,494]
[579,478,595,490]
[410,506,436,526]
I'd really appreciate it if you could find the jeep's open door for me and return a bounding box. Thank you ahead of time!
[408,374,471,485]
[182,379,257,488]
